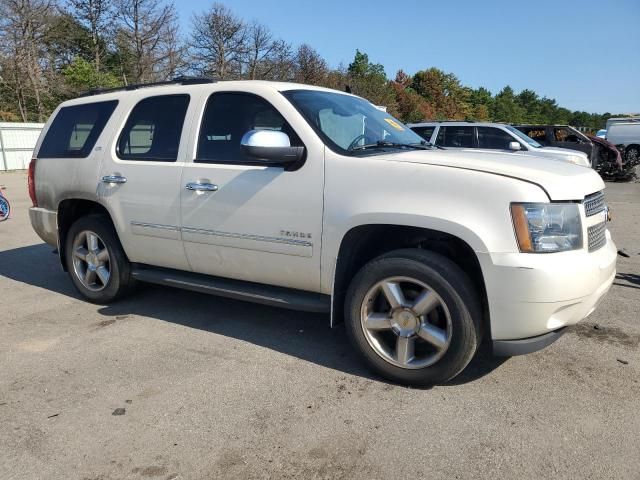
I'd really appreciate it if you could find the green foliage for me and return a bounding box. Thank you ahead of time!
[467,87,493,121]
[63,58,122,92]
[347,50,396,110]
[43,13,96,69]
[0,0,621,130]
[411,68,470,120]
[348,49,385,78]
[491,86,525,123]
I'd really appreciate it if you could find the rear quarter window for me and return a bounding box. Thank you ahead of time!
[38,100,118,158]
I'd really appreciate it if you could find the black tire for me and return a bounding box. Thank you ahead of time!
[625,146,640,166]
[65,214,132,304]
[344,249,482,386]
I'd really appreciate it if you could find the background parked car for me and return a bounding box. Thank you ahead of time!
[408,122,591,166]
[596,129,607,139]
[606,122,640,166]
[514,124,595,164]
[585,134,629,179]
[605,117,640,131]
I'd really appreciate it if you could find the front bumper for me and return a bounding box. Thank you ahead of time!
[479,231,617,343]
[493,327,567,356]
[29,207,58,247]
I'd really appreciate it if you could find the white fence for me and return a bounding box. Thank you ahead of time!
[0,122,44,171]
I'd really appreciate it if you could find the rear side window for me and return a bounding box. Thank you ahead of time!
[435,126,474,148]
[477,127,515,149]
[523,128,547,142]
[411,126,435,141]
[118,94,190,162]
[196,92,302,164]
[38,100,118,158]
[554,127,581,143]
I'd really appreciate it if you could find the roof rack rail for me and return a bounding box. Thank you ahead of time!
[417,120,478,123]
[79,76,216,97]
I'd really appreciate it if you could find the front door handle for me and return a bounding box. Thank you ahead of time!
[186,182,218,192]
[101,175,127,184]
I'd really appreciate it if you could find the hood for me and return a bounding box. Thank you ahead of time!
[537,146,588,159]
[533,147,590,167]
[379,149,604,201]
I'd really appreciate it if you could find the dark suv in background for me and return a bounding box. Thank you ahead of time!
[514,124,632,178]
[514,125,595,163]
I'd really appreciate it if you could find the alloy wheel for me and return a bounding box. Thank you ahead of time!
[71,230,111,291]
[360,276,453,369]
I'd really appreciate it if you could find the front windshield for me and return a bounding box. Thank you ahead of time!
[283,90,427,154]
[505,125,542,148]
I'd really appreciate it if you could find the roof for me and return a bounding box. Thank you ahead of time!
[515,124,571,127]
[78,77,344,99]
[407,121,513,128]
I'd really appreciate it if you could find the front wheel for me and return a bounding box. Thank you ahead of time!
[345,249,481,386]
[65,215,132,303]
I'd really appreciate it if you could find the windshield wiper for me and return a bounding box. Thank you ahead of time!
[351,140,432,151]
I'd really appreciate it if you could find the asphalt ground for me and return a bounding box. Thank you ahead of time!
[1,170,639,480]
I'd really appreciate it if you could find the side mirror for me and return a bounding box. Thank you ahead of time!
[508,141,522,151]
[240,130,305,165]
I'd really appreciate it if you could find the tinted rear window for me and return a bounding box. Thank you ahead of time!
[436,126,474,148]
[117,94,190,162]
[38,101,118,158]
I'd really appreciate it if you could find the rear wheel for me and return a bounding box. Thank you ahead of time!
[345,249,481,386]
[65,215,132,303]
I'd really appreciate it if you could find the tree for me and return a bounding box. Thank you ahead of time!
[114,0,183,83]
[260,39,294,81]
[491,86,524,123]
[293,44,327,85]
[42,12,95,70]
[468,87,492,121]
[411,68,470,120]
[0,0,54,121]
[189,3,246,79]
[516,89,541,123]
[67,0,114,73]
[390,70,434,122]
[348,49,385,78]
[347,49,395,108]
[63,56,120,90]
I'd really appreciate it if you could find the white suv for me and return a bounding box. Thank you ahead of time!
[408,121,591,166]
[28,79,616,386]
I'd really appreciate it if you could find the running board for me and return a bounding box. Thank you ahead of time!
[130,265,331,313]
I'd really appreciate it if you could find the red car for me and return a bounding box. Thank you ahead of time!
[586,134,627,179]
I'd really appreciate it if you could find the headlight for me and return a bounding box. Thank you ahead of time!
[510,203,582,253]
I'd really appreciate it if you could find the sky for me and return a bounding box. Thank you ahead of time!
[175,0,640,114]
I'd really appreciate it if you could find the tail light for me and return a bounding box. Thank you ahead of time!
[28,158,37,207]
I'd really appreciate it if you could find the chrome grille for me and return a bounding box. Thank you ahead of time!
[584,191,605,217]
[588,222,607,252]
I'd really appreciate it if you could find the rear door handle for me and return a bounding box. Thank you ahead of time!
[101,175,127,184]
[186,182,218,192]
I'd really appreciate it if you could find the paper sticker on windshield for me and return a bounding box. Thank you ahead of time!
[384,118,404,131]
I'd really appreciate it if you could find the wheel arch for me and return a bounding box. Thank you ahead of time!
[57,198,118,271]
[331,224,489,337]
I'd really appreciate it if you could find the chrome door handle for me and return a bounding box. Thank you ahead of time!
[186,182,218,192]
[101,175,127,184]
